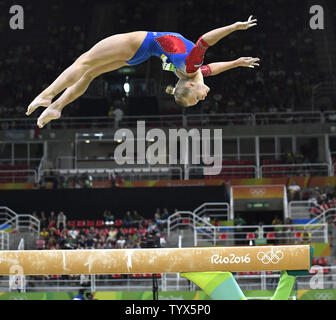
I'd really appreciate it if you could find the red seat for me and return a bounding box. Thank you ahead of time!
[67,220,76,228]
[87,220,95,227]
[123,228,129,235]
[294,232,302,238]
[143,273,152,278]
[77,220,86,228]
[114,220,123,227]
[219,234,228,240]
[266,232,275,239]
[112,274,121,278]
[132,274,142,278]
[246,233,255,240]
[312,257,318,265]
[317,257,327,266]
[95,220,105,227]
[48,221,55,228]
[128,227,137,235]
[182,219,190,224]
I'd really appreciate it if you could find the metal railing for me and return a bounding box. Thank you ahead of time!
[0,231,9,250]
[288,200,327,221]
[195,223,328,246]
[0,170,38,183]
[41,166,183,181]
[188,165,257,179]
[261,163,331,177]
[2,111,336,131]
[193,202,230,221]
[0,207,40,237]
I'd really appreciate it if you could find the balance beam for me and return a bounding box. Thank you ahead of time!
[0,245,312,275]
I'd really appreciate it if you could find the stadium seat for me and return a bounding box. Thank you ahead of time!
[67,220,76,228]
[87,220,95,227]
[182,219,190,224]
[128,227,137,235]
[111,274,121,278]
[317,257,327,266]
[246,233,256,240]
[95,220,105,227]
[294,232,302,238]
[77,220,86,228]
[312,257,318,265]
[266,232,275,239]
[219,234,228,240]
[323,268,329,274]
[114,220,123,227]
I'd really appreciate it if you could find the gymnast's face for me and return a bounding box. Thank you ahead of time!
[184,82,210,107]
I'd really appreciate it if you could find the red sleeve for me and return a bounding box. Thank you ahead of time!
[200,65,212,77]
[185,37,210,74]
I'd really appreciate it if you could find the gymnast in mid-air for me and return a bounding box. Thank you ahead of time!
[26,16,260,128]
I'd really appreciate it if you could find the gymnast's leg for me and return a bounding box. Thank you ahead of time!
[26,31,147,116]
[36,61,128,128]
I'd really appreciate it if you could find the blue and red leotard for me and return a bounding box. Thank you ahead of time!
[126,31,212,77]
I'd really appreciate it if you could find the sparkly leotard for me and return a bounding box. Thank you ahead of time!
[126,31,211,77]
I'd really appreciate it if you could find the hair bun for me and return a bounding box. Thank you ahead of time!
[166,85,175,95]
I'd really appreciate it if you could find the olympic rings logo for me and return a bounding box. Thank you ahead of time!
[250,188,266,196]
[257,249,284,265]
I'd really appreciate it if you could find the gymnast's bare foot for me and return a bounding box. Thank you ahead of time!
[37,105,61,128]
[26,94,53,116]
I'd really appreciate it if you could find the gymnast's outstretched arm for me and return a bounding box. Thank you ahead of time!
[201,15,257,46]
[205,57,261,76]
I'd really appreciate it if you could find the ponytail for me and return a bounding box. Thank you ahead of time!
[166,85,175,95]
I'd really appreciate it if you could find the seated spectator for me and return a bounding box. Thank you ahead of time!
[126,235,135,248]
[300,231,311,244]
[48,211,56,228]
[68,226,79,240]
[147,221,159,234]
[36,236,46,250]
[123,211,134,228]
[116,235,126,249]
[106,227,118,243]
[288,181,301,201]
[77,234,87,249]
[103,210,115,225]
[156,208,169,230]
[132,210,143,227]
[47,236,57,250]
[87,226,98,241]
[40,211,48,229]
[40,227,49,239]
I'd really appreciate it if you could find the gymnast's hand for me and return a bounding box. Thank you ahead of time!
[237,57,260,69]
[235,15,258,30]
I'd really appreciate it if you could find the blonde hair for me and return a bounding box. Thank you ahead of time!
[165,80,192,107]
